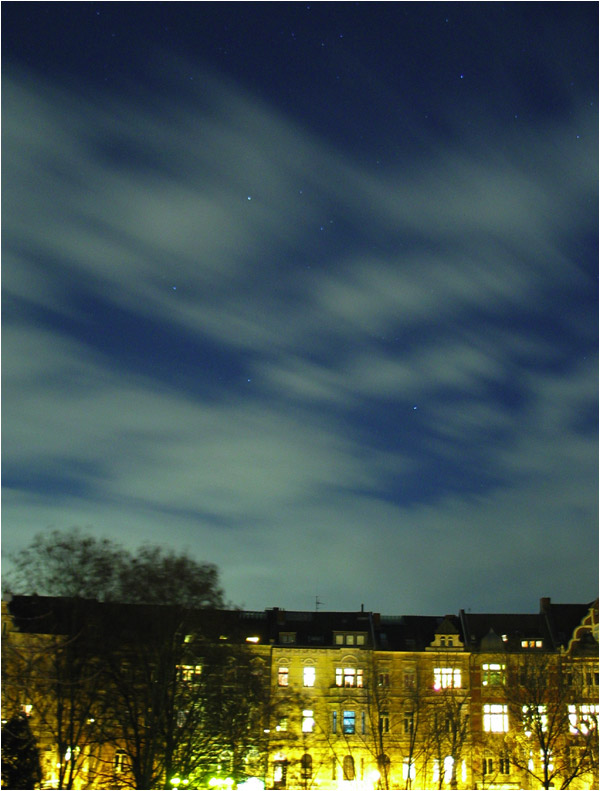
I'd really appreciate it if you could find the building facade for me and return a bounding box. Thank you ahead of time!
[2,596,598,790]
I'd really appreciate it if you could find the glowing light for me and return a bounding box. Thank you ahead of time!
[246,636,260,643]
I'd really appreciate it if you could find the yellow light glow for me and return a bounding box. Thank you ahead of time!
[246,636,260,643]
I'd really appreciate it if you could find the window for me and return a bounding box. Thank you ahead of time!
[343,710,356,734]
[402,758,415,781]
[114,750,127,773]
[302,710,315,733]
[483,758,494,775]
[280,632,296,644]
[332,711,337,733]
[483,704,508,733]
[569,704,599,735]
[177,664,202,682]
[379,711,390,734]
[521,639,543,648]
[303,666,316,687]
[334,633,366,646]
[433,667,461,690]
[273,758,287,788]
[276,717,288,732]
[361,710,366,735]
[482,663,505,686]
[499,753,510,774]
[522,705,547,735]
[404,669,416,689]
[335,667,363,687]
[343,756,355,781]
[585,667,599,686]
[278,667,289,686]
[403,711,414,734]
[378,672,390,687]
[300,754,312,781]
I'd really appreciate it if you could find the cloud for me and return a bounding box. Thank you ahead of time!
[2,57,597,612]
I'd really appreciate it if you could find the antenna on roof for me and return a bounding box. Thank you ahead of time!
[315,596,323,611]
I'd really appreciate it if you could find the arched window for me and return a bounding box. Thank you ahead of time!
[343,755,355,781]
[300,753,312,780]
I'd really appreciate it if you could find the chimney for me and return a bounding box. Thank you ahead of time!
[540,597,551,613]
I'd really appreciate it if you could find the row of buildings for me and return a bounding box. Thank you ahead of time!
[1,594,598,790]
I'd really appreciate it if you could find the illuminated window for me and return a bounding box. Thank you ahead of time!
[402,759,415,781]
[246,636,260,643]
[521,639,543,648]
[569,704,599,735]
[303,666,316,687]
[334,633,366,646]
[483,704,508,733]
[433,667,461,690]
[302,710,315,733]
[20,704,33,716]
[482,663,505,686]
[278,667,289,687]
[343,710,355,734]
[177,664,202,682]
[335,667,363,687]
[276,717,288,732]
[522,705,548,735]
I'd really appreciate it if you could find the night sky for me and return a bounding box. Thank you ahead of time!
[2,3,598,614]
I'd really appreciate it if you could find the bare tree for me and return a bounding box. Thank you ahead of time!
[503,653,598,790]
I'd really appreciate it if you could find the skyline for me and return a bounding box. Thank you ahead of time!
[2,3,598,614]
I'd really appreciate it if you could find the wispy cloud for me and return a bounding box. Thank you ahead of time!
[3,56,596,611]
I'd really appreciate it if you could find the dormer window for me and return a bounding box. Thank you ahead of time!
[334,632,367,646]
[520,639,543,649]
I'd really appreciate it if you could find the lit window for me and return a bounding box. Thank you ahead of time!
[177,664,202,682]
[343,710,356,734]
[335,667,363,687]
[521,639,543,648]
[434,667,461,690]
[246,636,260,643]
[522,705,548,735]
[302,710,315,733]
[569,704,599,735]
[443,757,454,785]
[20,704,33,716]
[402,759,415,781]
[357,635,365,645]
[483,704,508,733]
[346,634,355,645]
[278,667,289,687]
[482,663,506,686]
[335,634,344,645]
[303,666,316,687]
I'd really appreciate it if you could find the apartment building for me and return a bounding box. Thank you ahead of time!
[2,596,598,790]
